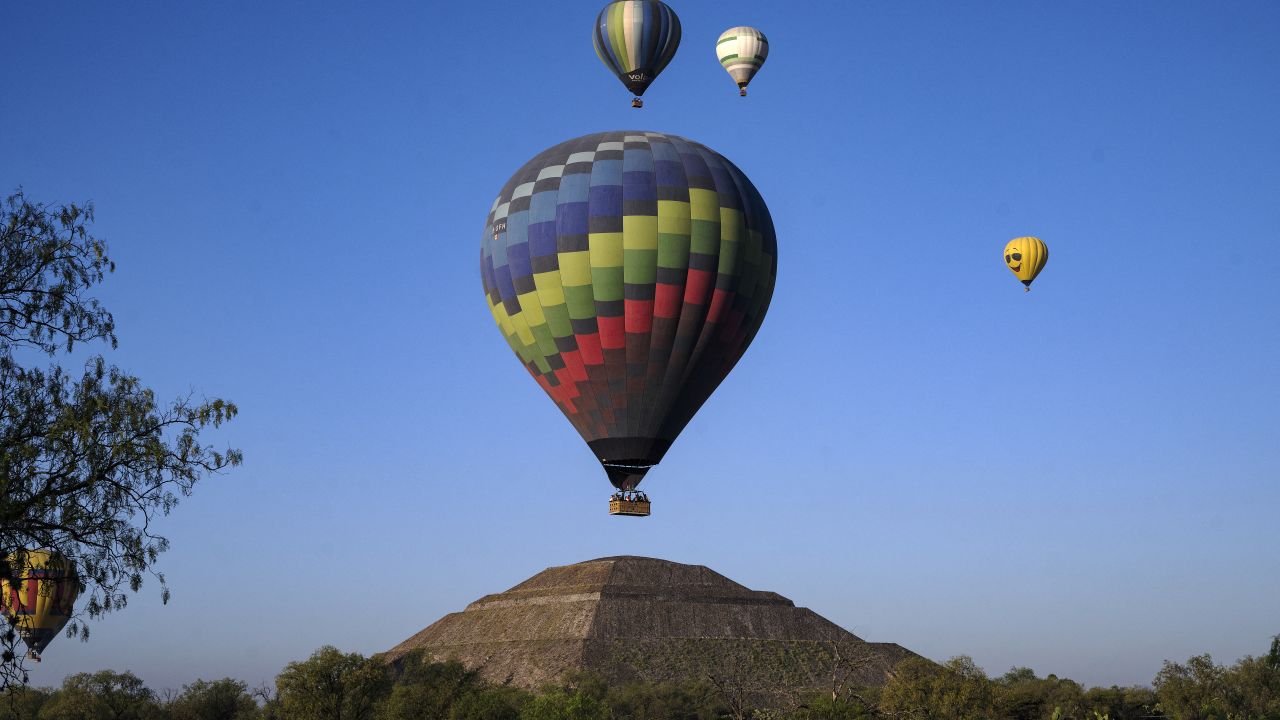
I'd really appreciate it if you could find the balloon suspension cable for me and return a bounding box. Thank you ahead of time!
[603,461,654,471]
[631,97,643,108]
[611,488,650,502]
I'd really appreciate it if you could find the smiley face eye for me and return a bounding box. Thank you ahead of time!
[1012,253,1022,261]
[1005,254,1012,263]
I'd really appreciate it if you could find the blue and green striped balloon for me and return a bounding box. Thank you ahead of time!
[592,0,681,107]
[716,26,769,96]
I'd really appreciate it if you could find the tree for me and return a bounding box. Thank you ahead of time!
[1001,673,1085,720]
[518,690,609,720]
[1153,640,1280,720]
[0,684,52,719]
[704,672,755,720]
[378,653,486,720]
[0,189,241,687]
[604,679,724,720]
[1081,685,1158,720]
[878,656,997,720]
[1218,653,1280,718]
[167,678,260,720]
[787,696,875,720]
[820,640,882,711]
[273,646,389,720]
[1153,654,1227,720]
[447,687,532,720]
[36,670,163,719]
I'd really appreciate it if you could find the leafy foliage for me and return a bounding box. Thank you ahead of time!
[518,689,610,720]
[168,678,259,720]
[0,190,115,356]
[270,646,388,720]
[378,652,489,720]
[878,655,996,720]
[36,670,164,720]
[1,636,1277,720]
[447,686,531,720]
[0,189,241,688]
[1154,647,1280,720]
[602,677,725,720]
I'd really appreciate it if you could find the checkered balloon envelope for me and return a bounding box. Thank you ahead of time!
[480,131,777,496]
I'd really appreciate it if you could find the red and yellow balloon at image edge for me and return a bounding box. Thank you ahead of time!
[1,550,80,661]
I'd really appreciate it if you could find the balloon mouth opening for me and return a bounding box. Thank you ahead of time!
[603,461,654,491]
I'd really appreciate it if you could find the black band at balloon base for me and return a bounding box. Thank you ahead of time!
[590,437,673,490]
[622,69,654,97]
[602,462,648,491]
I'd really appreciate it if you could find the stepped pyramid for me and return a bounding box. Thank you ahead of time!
[383,556,916,704]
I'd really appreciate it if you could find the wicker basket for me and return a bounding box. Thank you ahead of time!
[608,499,651,517]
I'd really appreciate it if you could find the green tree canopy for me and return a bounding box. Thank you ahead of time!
[272,646,388,720]
[603,679,724,720]
[36,670,162,720]
[1155,640,1280,720]
[378,652,483,720]
[518,690,609,720]
[447,687,531,720]
[0,684,52,719]
[168,678,260,720]
[879,656,996,720]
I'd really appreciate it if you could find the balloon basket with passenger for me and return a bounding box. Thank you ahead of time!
[609,490,651,517]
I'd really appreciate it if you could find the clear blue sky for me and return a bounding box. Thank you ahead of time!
[4,0,1278,693]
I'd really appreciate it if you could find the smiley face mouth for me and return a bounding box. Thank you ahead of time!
[1009,263,1022,272]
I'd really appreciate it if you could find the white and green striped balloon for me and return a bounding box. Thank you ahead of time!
[715,26,769,96]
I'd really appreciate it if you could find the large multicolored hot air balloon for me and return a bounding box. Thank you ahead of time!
[716,26,769,96]
[593,1,682,108]
[480,131,777,514]
[1003,236,1049,290]
[1,550,79,661]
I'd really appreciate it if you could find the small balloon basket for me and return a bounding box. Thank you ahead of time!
[609,491,651,517]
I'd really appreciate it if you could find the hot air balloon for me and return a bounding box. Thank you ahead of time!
[593,1,682,108]
[1,550,79,661]
[480,131,777,516]
[1003,236,1049,290]
[716,26,769,96]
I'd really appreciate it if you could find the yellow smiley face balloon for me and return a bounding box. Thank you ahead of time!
[1003,236,1048,290]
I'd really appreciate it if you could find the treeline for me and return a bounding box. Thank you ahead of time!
[3,636,1277,720]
